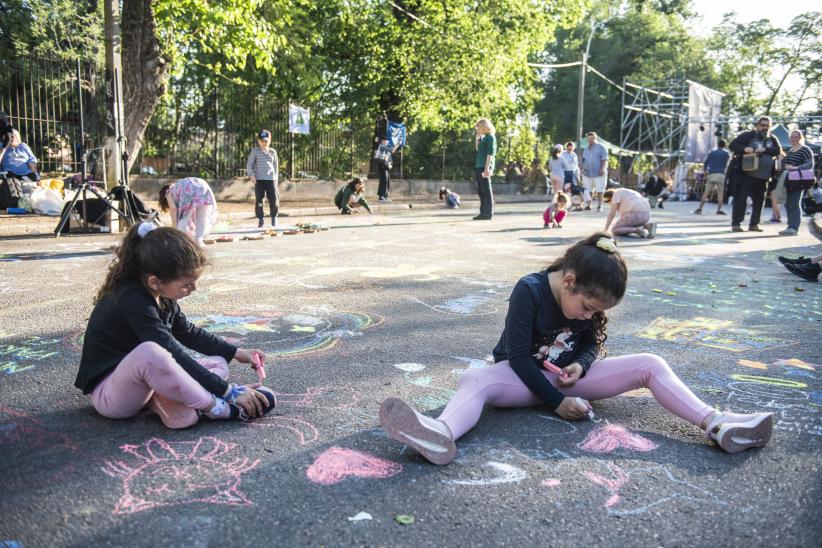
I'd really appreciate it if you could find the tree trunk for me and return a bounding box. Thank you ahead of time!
[121,0,169,172]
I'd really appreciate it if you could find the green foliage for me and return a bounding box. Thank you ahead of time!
[0,0,103,60]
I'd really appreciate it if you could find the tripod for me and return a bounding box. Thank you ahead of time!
[54,61,141,236]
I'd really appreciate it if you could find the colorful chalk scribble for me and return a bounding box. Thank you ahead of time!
[191,306,381,357]
[305,447,402,485]
[102,437,259,514]
[0,335,61,375]
[636,316,794,352]
[577,424,659,453]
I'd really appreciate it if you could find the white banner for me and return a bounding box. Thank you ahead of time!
[289,104,310,135]
[685,82,723,163]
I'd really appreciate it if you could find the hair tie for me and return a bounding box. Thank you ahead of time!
[596,237,617,253]
[137,222,157,239]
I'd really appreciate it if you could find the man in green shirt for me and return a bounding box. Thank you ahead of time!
[474,118,497,220]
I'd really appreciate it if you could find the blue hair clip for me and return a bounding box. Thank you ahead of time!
[137,222,157,239]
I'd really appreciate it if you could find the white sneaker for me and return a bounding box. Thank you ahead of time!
[705,411,774,453]
[379,397,456,465]
[637,227,650,238]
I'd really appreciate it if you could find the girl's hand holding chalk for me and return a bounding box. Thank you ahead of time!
[252,353,266,382]
[556,363,583,388]
[575,397,596,421]
[233,348,267,381]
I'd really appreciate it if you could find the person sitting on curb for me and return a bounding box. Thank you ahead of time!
[779,254,822,282]
[603,188,656,238]
[334,178,374,215]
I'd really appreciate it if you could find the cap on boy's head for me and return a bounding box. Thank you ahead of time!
[258,130,271,139]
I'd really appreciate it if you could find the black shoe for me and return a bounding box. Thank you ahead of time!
[748,225,764,232]
[785,262,822,282]
[658,203,664,209]
[732,225,743,232]
[257,219,264,228]
[473,215,492,220]
[778,256,812,266]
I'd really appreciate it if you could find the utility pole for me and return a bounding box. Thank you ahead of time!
[576,20,604,146]
[103,0,125,189]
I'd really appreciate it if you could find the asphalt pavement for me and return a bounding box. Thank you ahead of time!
[1,200,820,547]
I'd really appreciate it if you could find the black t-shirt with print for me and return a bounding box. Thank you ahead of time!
[492,270,598,410]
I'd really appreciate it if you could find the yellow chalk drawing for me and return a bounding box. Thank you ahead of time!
[636,316,794,352]
[773,358,817,371]
[738,359,768,370]
[290,325,316,333]
[729,374,807,388]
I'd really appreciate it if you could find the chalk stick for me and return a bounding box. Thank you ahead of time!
[576,396,595,420]
[542,360,564,375]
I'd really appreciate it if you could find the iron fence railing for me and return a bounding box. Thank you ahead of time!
[0,55,106,176]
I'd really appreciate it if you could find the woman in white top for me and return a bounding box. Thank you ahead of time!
[603,188,655,238]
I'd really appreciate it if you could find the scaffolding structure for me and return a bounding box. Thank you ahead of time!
[619,78,691,173]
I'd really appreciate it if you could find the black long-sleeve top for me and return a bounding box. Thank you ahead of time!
[492,270,598,410]
[75,280,237,396]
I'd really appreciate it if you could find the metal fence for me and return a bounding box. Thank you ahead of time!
[0,55,106,176]
[2,56,503,183]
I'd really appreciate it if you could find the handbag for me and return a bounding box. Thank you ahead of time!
[786,169,816,191]
[741,153,759,172]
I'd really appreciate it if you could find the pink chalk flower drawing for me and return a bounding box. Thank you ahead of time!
[578,424,659,454]
[102,437,259,515]
[306,447,402,485]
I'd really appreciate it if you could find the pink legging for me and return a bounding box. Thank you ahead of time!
[612,210,650,235]
[543,207,567,225]
[437,353,715,440]
[90,342,228,420]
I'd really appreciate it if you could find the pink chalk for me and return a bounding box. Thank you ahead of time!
[542,360,565,375]
[306,447,402,485]
[578,424,659,454]
[252,353,266,381]
[542,478,561,487]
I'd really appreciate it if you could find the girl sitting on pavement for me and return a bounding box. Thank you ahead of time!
[603,188,656,238]
[158,177,218,246]
[74,223,276,429]
[379,233,774,464]
[543,191,568,228]
[334,178,374,215]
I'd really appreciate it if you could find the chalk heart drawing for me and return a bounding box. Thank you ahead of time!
[636,316,794,352]
[102,437,258,515]
[306,447,402,485]
[191,306,381,357]
[578,424,659,453]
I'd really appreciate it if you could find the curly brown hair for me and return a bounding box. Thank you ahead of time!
[546,232,627,354]
[95,224,208,303]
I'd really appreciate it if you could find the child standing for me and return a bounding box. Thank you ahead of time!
[374,138,398,202]
[543,191,568,228]
[75,223,276,429]
[380,233,774,464]
[246,129,279,228]
[158,177,218,246]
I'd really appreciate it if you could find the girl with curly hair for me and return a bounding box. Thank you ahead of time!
[380,232,774,464]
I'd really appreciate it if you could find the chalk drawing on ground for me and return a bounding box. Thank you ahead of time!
[409,290,502,316]
[0,336,61,376]
[246,415,320,446]
[310,264,445,282]
[636,316,795,352]
[577,424,659,453]
[102,437,258,514]
[191,306,381,357]
[442,461,528,486]
[306,447,402,485]
[271,386,360,410]
[583,462,727,516]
